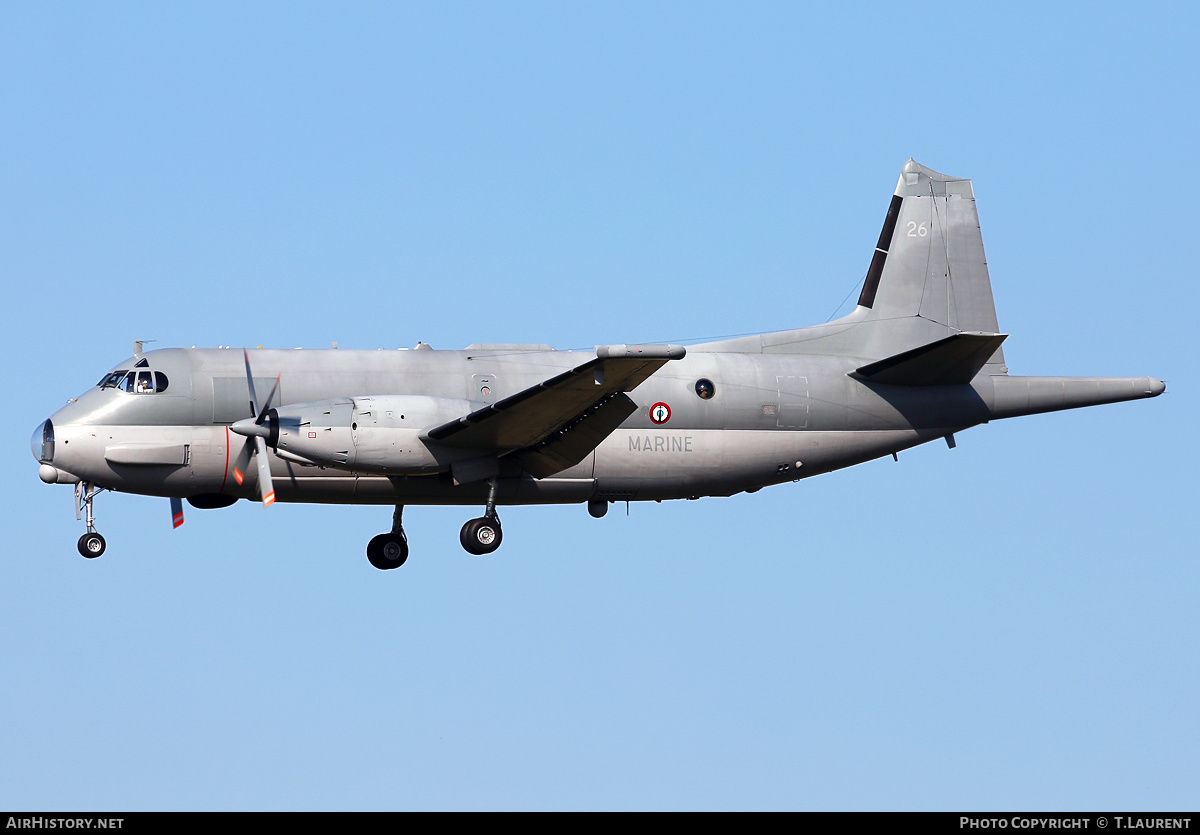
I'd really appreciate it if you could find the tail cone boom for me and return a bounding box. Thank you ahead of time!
[988,375,1165,419]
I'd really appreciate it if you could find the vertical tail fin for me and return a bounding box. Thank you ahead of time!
[703,160,1007,372]
[854,159,1005,368]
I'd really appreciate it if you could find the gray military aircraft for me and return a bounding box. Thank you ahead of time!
[32,160,1164,569]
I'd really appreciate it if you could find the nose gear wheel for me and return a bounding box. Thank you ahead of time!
[78,532,106,558]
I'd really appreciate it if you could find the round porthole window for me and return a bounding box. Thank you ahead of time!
[695,379,715,399]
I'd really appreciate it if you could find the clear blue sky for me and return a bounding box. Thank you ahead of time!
[2,2,1195,811]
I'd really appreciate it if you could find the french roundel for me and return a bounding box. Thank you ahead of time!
[649,402,671,425]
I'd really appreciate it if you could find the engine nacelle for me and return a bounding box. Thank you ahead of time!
[269,395,480,474]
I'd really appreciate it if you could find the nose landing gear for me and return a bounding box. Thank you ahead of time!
[75,481,108,558]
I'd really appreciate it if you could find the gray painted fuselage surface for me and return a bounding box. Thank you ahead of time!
[32,161,1165,567]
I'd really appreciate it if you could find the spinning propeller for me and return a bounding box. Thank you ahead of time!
[228,349,281,507]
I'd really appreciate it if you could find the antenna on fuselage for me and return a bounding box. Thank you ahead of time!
[133,339,156,356]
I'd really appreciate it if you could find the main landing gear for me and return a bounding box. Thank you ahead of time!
[75,481,107,558]
[460,515,502,555]
[365,481,506,570]
[460,477,502,555]
[367,505,409,570]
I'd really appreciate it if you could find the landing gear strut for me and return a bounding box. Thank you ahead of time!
[460,478,503,555]
[75,481,107,558]
[367,504,409,570]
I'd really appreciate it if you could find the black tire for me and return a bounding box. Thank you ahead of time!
[460,517,502,555]
[78,532,106,559]
[366,532,408,570]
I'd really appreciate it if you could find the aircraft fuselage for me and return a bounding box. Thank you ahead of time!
[38,345,991,507]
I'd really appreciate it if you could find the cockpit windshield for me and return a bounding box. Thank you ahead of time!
[96,369,169,393]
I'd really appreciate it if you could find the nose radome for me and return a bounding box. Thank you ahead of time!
[31,419,53,464]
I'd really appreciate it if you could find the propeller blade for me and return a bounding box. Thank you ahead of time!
[243,348,260,417]
[232,439,253,486]
[255,435,275,506]
[240,348,277,506]
[257,374,281,422]
[170,496,184,529]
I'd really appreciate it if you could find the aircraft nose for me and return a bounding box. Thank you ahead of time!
[31,419,53,464]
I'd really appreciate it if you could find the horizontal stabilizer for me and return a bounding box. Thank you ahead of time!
[850,333,1007,386]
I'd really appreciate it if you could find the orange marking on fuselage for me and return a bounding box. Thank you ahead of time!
[220,426,231,493]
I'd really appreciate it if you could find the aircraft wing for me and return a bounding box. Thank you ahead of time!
[424,344,684,475]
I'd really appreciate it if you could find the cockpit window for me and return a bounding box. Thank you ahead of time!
[98,371,129,389]
[97,368,169,393]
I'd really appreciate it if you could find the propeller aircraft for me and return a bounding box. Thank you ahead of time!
[31,161,1165,570]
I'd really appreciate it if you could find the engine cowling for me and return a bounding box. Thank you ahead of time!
[269,395,479,474]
